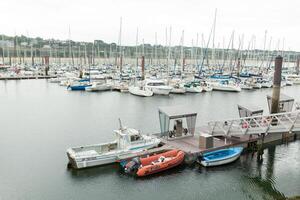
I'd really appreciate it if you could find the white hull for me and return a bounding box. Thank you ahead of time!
[171,88,186,94]
[129,86,153,97]
[67,126,161,169]
[261,83,272,88]
[69,154,117,169]
[86,84,112,92]
[292,80,300,85]
[202,86,213,92]
[146,87,172,95]
[200,153,241,167]
[185,87,203,93]
[241,85,253,90]
[286,81,293,86]
[252,83,262,89]
[67,142,160,169]
[212,85,241,92]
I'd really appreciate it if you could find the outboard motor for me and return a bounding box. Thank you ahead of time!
[124,157,140,174]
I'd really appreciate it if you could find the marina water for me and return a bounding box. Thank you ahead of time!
[0,80,299,200]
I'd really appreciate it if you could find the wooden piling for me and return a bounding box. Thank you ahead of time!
[237,58,241,77]
[44,56,49,76]
[296,56,300,75]
[141,56,145,80]
[270,56,283,114]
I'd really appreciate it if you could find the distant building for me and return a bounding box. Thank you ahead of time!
[0,40,14,47]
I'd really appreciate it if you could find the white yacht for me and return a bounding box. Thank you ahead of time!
[184,81,203,93]
[261,80,273,88]
[144,79,173,95]
[85,81,112,92]
[170,81,186,94]
[128,85,153,97]
[285,74,300,85]
[211,80,241,92]
[67,122,161,169]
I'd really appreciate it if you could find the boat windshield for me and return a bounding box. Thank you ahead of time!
[130,135,142,142]
[147,82,165,86]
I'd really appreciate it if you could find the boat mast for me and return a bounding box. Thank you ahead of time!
[118,17,123,78]
[195,33,199,68]
[167,26,172,81]
[199,9,216,78]
[135,27,139,86]
[180,30,184,75]
[155,32,158,67]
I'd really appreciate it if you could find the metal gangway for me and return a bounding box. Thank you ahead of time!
[207,111,300,136]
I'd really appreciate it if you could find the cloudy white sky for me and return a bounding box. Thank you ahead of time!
[1,0,300,50]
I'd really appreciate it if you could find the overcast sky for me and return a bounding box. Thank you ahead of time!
[1,0,300,51]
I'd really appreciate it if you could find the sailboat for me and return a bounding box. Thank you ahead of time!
[184,81,203,93]
[128,30,153,97]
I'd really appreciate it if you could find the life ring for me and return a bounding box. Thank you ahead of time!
[242,121,249,128]
[261,118,269,126]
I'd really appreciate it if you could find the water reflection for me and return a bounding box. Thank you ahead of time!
[245,145,286,200]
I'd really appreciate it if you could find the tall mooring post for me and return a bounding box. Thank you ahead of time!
[237,58,241,77]
[44,56,49,76]
[296,55,300,75]
[182,57,186,72]
[120,54,123,73]
[271,55,283,114]
[141,56,145,80]
[258,55,283,161]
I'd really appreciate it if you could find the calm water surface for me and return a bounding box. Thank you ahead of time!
[0,80,299,200]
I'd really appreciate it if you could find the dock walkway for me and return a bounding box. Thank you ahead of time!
[205,111,300,136]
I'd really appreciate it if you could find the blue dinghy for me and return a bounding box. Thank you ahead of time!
[68,84,92,91]
[199,147,243,167]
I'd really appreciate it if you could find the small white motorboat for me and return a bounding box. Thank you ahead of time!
[145,79,173,95]
[184,81,203,93]
[128,86,153,97]
[67,121,161,169]
[261,80,273,88]
[211,80,241,92]
[85,82,112,92]
[170,83,186,94]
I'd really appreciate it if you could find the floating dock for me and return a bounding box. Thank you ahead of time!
[0,75,57,80]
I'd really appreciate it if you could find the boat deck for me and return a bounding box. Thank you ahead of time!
[161,133,259,154]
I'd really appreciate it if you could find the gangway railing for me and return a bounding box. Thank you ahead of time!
[207,111,300,136]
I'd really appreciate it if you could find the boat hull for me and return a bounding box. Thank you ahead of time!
[68,85,91,91]
[185,87,203,93]
[212,85,241,92]
[85,85,112,92]
[67,141,161,169]
[67,153,117,169]
[135,150,185,177]
[129,86,153,97]
[146,87,172,95]
[170,88,186,94]
[199,147,243,167]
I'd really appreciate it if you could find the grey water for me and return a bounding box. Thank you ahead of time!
[0,80,299,200]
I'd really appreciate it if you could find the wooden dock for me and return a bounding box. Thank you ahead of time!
[117,111,300,163]
[0,75,56,80]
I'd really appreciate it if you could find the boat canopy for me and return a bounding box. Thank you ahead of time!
[158,105,197,138]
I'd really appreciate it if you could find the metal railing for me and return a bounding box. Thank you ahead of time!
[207,111,300,136]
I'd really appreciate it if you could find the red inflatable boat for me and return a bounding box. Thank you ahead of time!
[125,149,185,177]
